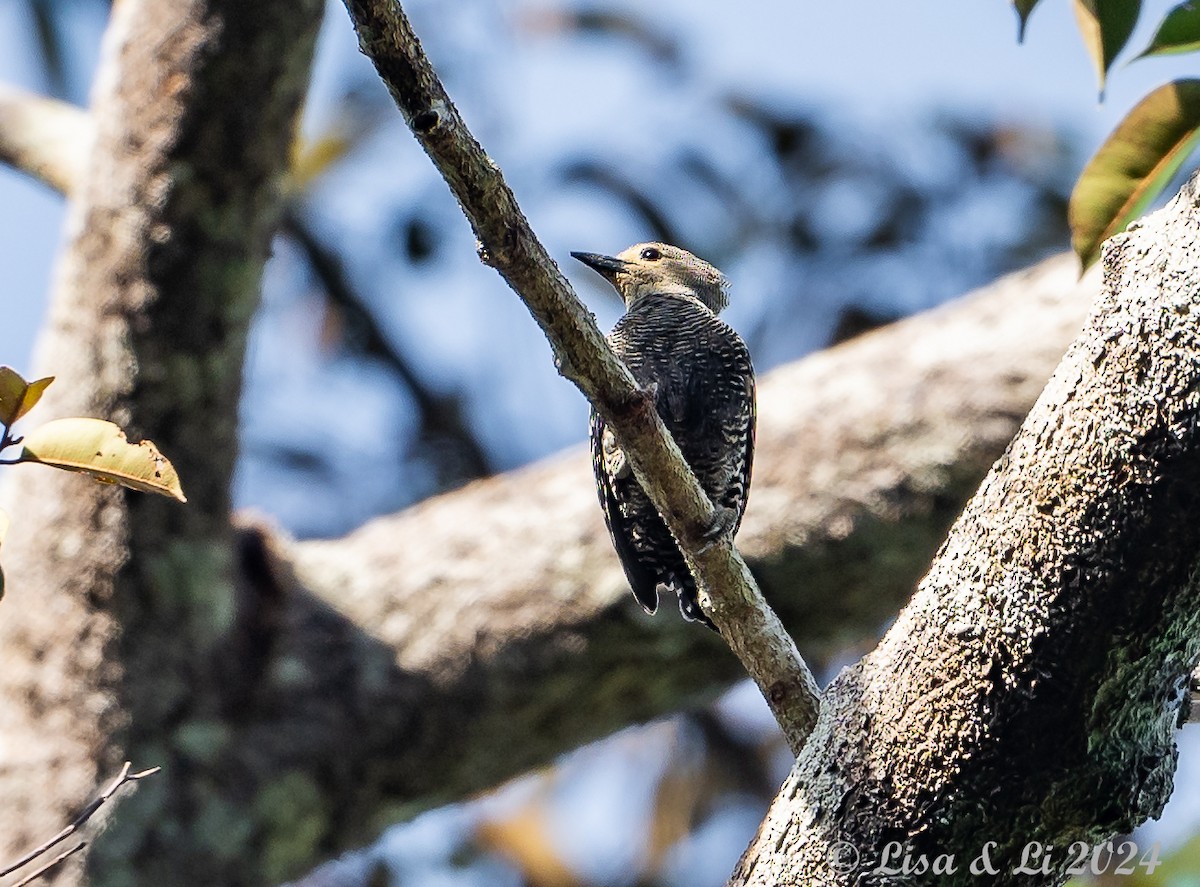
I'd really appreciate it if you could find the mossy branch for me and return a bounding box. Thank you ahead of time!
[730,175,1200,886]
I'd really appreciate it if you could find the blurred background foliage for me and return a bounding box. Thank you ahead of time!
[4,1,1200,885]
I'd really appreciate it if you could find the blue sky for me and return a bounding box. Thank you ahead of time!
[1,0,1196,375]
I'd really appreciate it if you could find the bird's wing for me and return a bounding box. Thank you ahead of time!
[730,368,755,534]
[590,411,660,614]
[687,328,755,533]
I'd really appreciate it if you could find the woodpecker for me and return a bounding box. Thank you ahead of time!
[572,242,755,630]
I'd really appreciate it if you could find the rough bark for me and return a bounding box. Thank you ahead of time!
[728,177,1200,886]
[0,2,321,886]
[339,0,820,747]
[264,254,1094,819]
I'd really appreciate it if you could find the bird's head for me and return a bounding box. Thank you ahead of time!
[570,242,729,313]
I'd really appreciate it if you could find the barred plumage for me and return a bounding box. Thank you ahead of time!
[573,243,755,630]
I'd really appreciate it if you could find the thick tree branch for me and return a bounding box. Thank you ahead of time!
[339,0,819,750]
[729,177,1200,886]
[0,85,86,195]
[254,253,1094,827]
[0,3,323,886]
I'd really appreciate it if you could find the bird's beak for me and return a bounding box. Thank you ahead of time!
[570,251,628,278]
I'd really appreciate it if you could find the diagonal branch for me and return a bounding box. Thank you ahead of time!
[339,0,820,751]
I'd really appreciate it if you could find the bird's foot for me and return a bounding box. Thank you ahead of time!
[697,506,737,554]
[678,588,719,632]
[602,429,633,479]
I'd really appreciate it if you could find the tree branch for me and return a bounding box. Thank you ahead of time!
[0,84,87,195]
[729,176,1200,885]
[339,0,820,751]
[0,762,158,881]
[248,253,1094,830]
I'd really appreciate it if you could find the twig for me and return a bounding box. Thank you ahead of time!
[10,842,86,887]
[338,0,820,751]
[0,762,160,880]
[0,421,20,453]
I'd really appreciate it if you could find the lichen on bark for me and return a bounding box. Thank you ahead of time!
[730,176,1200,887]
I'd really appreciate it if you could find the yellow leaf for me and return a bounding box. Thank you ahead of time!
[288,133,354,194]
[19,418,187,502]
[0,366,54,426]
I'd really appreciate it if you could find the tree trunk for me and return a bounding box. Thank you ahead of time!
[728,176,1200,887]
[0,2,321,885]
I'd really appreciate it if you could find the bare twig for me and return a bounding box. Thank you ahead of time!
[0,762,159,881]
[338,0,820,750]
[0,85,87,195]
[9,842,86,887]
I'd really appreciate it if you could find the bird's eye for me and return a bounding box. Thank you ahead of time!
[640,247,661,261]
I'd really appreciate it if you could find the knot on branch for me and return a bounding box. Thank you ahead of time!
[411,109,439,133]
[612,386,657,424]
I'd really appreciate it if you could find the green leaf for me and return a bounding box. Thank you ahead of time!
[1073,0,1143,96]
[18,417,187,502]
[1136,0,1200,58]
[0,366,54,427]
[1014,0,1044,41]
[1069,79,1200,269]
